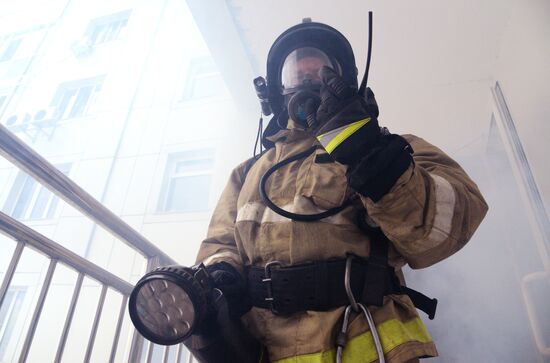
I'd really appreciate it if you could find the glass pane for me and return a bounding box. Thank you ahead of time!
[2,172,27,215]
[11,174,36,219]
[0,38,22,62]
[69,85,92,118]
[0,237,16,284]
[189,73,225,99]
[166,175,211,212]
[175,158,213,174]
[29,186,51,219]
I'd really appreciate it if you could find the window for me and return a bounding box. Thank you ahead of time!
[3,164,71,220]
[0,287,26,361]
[50,76,104,120]
[182,57,227,100]
[0,36,22,62]
[158,150,215,213]
[0,95,6,111]
[85,10,132,47]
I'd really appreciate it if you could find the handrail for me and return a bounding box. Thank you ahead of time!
[0,123,175,265]
[0,113,188,361]
[0,210,134,295]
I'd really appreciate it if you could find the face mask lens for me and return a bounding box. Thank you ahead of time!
[134,278,195,341]
[281,47,335,90]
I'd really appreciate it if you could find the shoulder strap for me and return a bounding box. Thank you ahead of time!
[356,209,438,318]
[356,209,391,306]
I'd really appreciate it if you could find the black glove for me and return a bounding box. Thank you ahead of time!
[311,66,382,165]
[311,66,414,202]
[205,262,250,318]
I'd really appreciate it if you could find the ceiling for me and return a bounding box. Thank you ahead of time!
[223,0,515,154]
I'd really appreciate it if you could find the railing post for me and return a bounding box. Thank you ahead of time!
[83,284,108,363]
[0,241,25,309]
[18,259,57,363]
[109,295,128,363]
[54,273,84,363]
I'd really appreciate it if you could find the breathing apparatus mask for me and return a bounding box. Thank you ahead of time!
[254,19,359,131]
[281,47,336,126]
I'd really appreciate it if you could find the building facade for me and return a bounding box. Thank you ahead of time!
[0,0,239,361]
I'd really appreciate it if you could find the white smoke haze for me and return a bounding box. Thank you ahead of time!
[406,129,550,362]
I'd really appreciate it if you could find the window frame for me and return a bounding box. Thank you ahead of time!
[181,57,227,102]
[0,36,23,63]
[84,10,132,47]
[2,163,72,221]
[157,149,215,214]
[50,76,105,121]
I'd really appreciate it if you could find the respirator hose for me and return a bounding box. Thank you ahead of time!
[259,146,351,222]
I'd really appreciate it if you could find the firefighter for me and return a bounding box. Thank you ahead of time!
[195,19,488,363]
[129,19,488,363]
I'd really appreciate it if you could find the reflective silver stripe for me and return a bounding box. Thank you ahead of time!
[262,202,289,223]
[428,174,456,243]
[202,250,241,266]
[236,197,350,225]
[236,202,266,222]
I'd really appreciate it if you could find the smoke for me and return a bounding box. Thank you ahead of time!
[404,131,550,362]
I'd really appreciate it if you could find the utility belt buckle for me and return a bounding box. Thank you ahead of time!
[262,261,283,314]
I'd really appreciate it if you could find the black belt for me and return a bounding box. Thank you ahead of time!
[246,258,437,319]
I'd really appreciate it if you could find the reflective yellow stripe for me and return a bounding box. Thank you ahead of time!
[316,118,371,154]
[273,317,432,363]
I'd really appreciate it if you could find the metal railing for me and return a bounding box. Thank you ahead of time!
[0,123,192,361]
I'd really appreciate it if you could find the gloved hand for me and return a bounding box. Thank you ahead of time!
[310,66,414,202]
[205,262,250,318]
[310,66,381,165]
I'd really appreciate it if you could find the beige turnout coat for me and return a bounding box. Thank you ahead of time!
[196,126,488,362]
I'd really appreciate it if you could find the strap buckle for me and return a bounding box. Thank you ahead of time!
[262,261,282,313]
